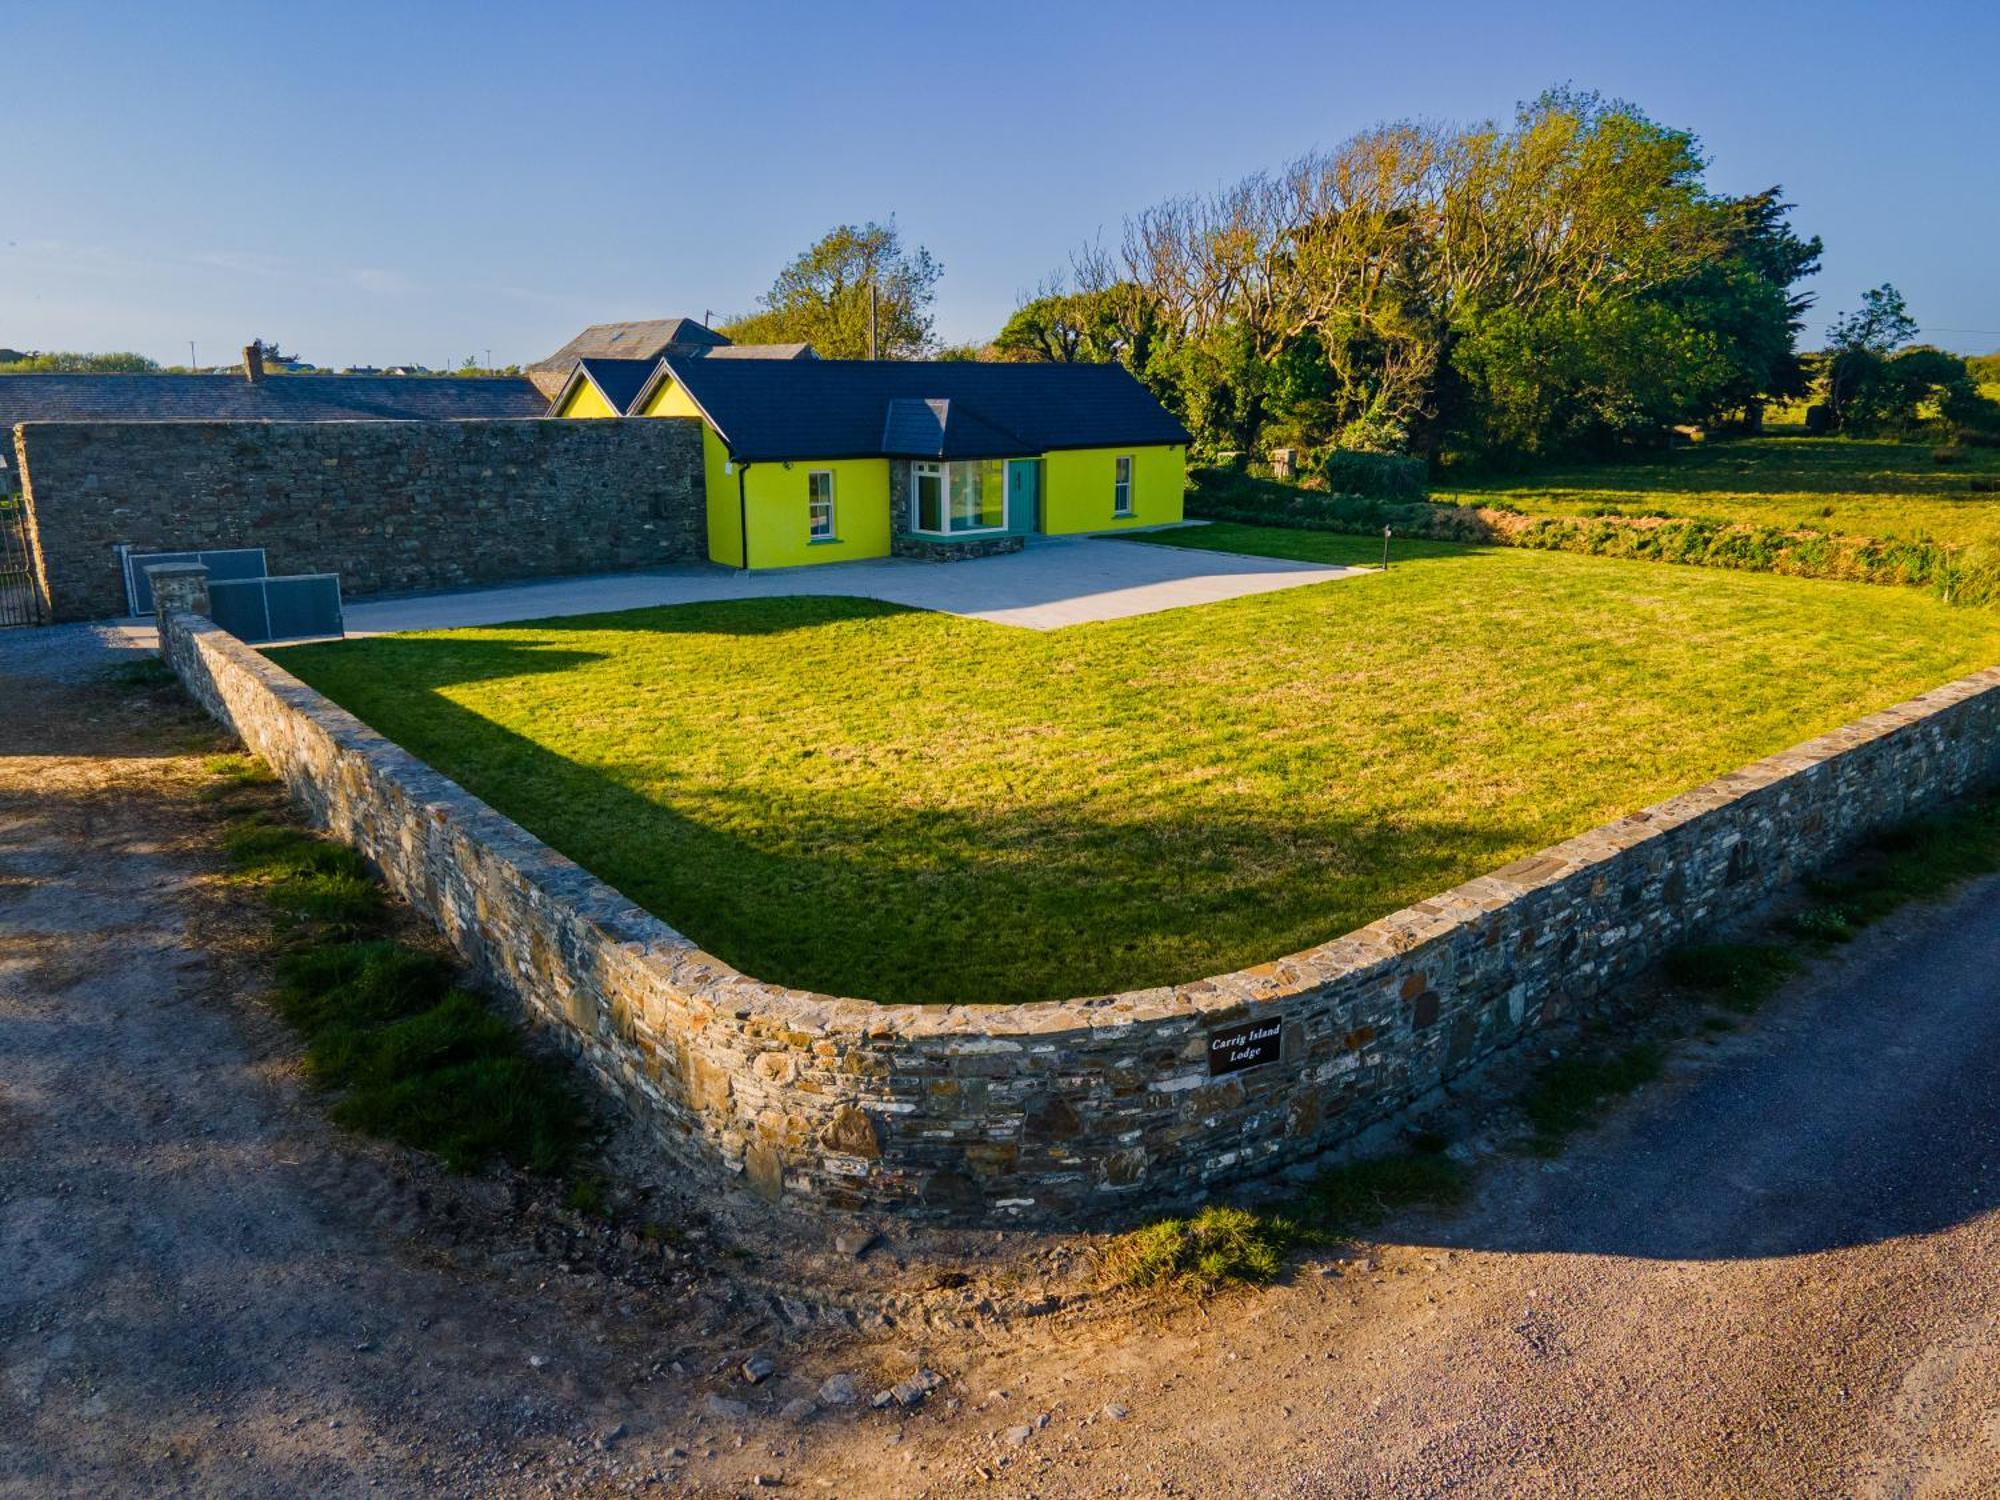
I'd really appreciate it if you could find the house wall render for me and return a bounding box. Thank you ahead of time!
[153,593,2000,1224]
[15,417,707,621]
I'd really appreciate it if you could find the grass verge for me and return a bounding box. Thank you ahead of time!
[1519,1044,1664,1155]
[204,753,587,1175]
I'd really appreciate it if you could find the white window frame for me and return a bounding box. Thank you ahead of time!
[807,469,836,541]
[908,460,1009,537]
[1113,454,1135,517]
[911,461,946,535]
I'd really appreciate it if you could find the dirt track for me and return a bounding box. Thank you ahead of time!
[3,633,1998,1497]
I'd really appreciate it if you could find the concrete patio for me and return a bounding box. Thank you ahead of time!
[340,533,1369,635]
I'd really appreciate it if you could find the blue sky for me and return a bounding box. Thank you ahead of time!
[6,0,1995,368]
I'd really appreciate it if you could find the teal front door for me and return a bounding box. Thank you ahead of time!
[1006,459,1042,534]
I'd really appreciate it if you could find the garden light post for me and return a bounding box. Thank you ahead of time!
[1383,525,1392,571]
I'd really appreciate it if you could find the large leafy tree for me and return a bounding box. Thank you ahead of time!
[996,88,1822,465]
[1820,283,1925,430]
[722,221,941,359]
[994,279,1159,369]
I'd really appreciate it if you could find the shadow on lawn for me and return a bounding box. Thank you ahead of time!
[276,621,1533,1007]
[474,593,921,640]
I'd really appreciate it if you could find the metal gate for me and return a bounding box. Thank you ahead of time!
[0,496,42,627]
[207,574,345,644]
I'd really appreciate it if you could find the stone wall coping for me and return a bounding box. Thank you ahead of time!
[172,610,2000,1043]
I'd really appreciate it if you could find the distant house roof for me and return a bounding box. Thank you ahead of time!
[567,357,660,415]
[653,358,1190,462]
[0,373,547,430]
[703,343,816,361]
[526,320,819,397]
[525,318,727,394]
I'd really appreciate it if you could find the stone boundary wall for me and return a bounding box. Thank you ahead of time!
[17,417,707,622]
[155,598,2000,1224]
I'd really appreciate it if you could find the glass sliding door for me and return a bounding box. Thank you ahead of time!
[949,460,1004,532]
[909,459,1009,535]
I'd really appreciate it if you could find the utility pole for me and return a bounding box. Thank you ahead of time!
[868,279,880,361]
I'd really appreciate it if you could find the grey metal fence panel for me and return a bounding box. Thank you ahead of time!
[207,575,343,645]
[262,575,343,643]
[124,547,268,615]
[206,579,271,642]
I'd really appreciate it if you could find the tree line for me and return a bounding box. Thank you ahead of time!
[730,91,1996,465]
[995,88,1824,465]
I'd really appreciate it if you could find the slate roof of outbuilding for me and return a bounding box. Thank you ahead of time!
[0,373,547,430]
[656,358,1190,462]
[525,318,727,375]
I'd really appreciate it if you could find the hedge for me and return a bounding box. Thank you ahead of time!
[1186,469,2000,608]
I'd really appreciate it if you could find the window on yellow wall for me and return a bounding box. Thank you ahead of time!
[808,470,835,540]
[1113,454,1135,516]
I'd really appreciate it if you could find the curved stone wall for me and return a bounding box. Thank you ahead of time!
[157,601,2000,1223]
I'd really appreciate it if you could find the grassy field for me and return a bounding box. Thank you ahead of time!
[277,534,2000,1006]
[1447,436,2000,549]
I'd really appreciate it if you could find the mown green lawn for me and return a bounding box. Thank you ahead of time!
[1448,436,2000,549]
[277,535,2000,1006]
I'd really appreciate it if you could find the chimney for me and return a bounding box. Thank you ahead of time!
[242,342,264,384]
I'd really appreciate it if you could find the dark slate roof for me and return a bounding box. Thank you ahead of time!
[572,357,659,415]
[660,358,1190,462]
[0,373,546,429]
[881,397,950,455]
[526,318,727,375]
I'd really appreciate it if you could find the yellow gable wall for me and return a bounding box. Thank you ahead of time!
[640,377,891,568]
[554,379,620,419]
[1041,445,1186,534]
[637,378,703,419]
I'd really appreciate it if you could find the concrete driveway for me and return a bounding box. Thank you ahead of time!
[340,532,1368,635]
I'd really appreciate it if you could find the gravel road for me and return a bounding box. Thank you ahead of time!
[3,628,1997,1497]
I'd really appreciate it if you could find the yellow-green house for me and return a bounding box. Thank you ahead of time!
[550,355,1189,569]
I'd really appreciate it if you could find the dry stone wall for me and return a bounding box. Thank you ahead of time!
[17,417,706,621]
[156,598,2000,1224]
